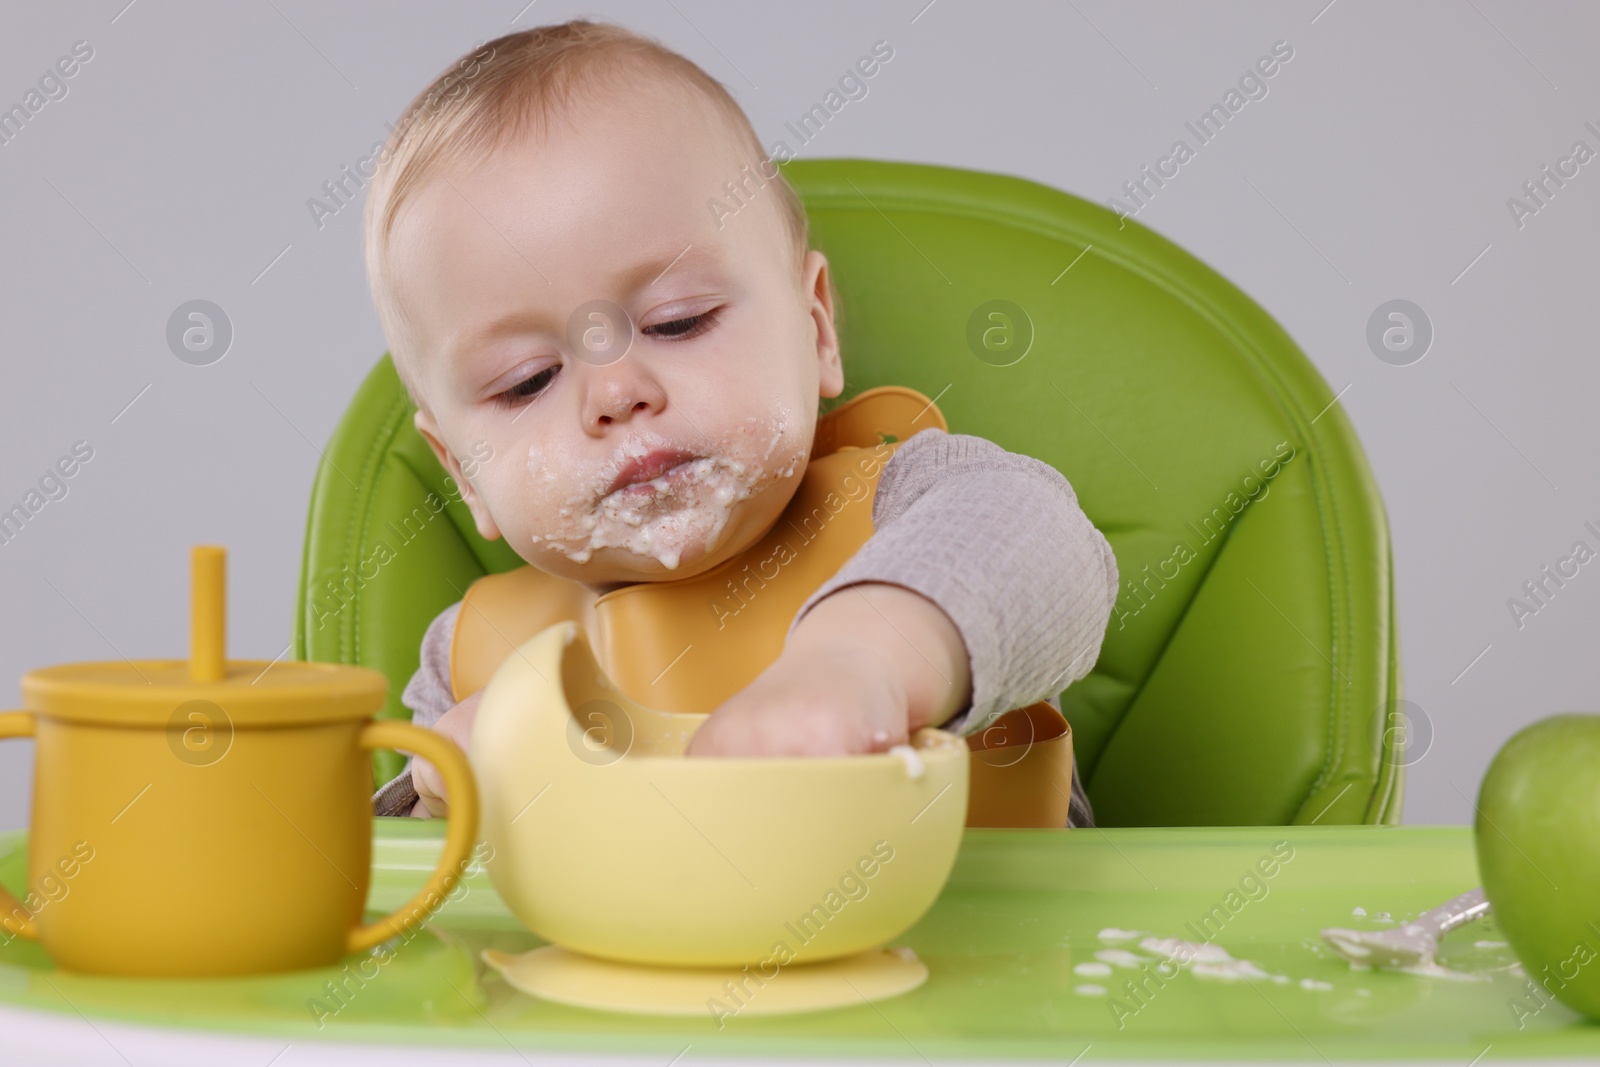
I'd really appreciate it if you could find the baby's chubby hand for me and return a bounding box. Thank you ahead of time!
[410,689,484,818]
[684,641,908,757]
[684,582,973,759]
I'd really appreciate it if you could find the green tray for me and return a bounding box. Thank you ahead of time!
[1,822,1594,1060]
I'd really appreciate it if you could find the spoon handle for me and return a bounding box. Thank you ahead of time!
[1414,886,1490,937]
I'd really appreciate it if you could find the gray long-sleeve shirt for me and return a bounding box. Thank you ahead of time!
[372,427,1118,826]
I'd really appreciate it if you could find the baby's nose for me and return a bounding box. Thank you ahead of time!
[599,398,652,424]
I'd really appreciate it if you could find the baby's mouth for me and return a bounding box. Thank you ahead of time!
[603,448,702,499]
[528,409,805,569]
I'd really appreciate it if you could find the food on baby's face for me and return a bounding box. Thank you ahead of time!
[523,403,807,571]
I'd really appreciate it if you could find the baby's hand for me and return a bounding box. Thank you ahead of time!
[410,689,483,818]
[684,582,972,758]
[684,642,909,757]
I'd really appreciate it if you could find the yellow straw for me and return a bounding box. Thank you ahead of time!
[190,545,226,682]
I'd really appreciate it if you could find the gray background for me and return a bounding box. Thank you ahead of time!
[1,0,1594,831]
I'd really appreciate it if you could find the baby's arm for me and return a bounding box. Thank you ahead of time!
[370,601,462,818]
[408,690,482,817]
[688,426,1118,757]
[828,426,1119,737]
[683,579,972,756]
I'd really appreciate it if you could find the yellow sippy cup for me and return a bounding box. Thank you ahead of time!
[0,545,479,977]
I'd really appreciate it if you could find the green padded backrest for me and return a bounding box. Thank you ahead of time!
[295,158,1401,826]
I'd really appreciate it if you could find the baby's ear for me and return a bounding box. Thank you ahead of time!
[803,249,844,400]
[412,409,503,543]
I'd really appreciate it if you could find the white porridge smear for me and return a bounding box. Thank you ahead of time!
[1140,937,1275,982]
[1093,948,1148,969]
[1193,959,1272,981]
[1396,960,1491,982]
[887,744,925,779]
[1140,937,1230,964]
[524,406,806,570]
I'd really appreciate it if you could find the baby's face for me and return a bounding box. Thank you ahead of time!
[390,86,843,591]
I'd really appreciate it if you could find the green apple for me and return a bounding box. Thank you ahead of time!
[1475,712,1600,1019]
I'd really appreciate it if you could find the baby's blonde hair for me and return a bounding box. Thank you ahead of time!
[362,17,821,412]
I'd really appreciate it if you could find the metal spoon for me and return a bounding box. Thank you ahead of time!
[1320,887,1491,969]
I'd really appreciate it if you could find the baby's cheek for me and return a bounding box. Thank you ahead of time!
[502,478,569,537]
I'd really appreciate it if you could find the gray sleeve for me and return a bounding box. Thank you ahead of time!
[371,600,462,818]
[783,427,1119,740]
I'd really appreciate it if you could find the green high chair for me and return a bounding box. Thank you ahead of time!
[293,158,1402,827]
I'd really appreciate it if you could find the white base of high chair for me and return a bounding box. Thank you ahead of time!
[481,944,928,1016]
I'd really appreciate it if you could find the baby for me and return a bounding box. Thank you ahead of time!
[360,20,1118,824]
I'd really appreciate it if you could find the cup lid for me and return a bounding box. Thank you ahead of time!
[22,659,386,726]
[19,546,387,726]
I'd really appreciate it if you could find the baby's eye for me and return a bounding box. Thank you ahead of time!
[495,365,558,408]
[643,308,719,341]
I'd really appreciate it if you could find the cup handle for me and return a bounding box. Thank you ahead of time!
[0,712,38,942]
[347,720,480,954]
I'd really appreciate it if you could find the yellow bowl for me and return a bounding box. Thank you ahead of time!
[470,620,969,968]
